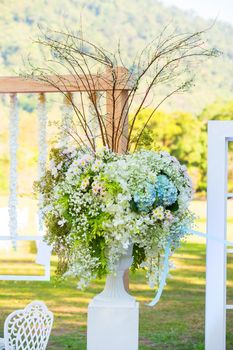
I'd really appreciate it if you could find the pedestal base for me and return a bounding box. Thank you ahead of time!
[87,301,139,350]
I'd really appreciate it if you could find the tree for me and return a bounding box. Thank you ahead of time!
[198,100,233,192]
[131,109,203,190]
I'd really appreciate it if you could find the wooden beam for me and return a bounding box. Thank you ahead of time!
[106,67,129,153]
[0,72,131,94]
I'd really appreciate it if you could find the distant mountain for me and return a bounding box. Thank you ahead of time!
[0,0,233,112]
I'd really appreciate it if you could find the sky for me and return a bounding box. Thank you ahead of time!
[160,0,233,25]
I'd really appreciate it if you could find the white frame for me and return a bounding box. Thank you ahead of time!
[205,121,233,350]
[0,236,50,281]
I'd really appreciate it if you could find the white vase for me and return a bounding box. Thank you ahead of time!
[92,244,136,307]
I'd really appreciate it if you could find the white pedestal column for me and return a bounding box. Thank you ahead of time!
[87,302,139,350]
[87,245,139,350]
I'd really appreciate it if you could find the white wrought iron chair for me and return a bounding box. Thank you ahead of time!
[0,301,53,350]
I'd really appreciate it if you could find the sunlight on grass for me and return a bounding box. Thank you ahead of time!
[0,242,233,349]
[0,251,47,276]
[0,242,209,349]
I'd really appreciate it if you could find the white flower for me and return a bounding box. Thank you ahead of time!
[92,181,104,195]
[57,162,63,170]
[91,159,103,172]
[78,158,88,167]
[152,206,164,220]
[58,218,67,227]
[165,210,173,221]
[49,159,58,177]
[92,185,99,195]
[43,204,53,214]
[160,151,170,157]
[78,154,93,167]
[81,177,90,189]
[122,241,130,249]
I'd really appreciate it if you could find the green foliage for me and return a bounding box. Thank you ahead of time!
[88,212,112,239]
[101,176,122,196]
[167,200,179,212]
[132,244,146,271]
[132,109,203,190]
[89,236,107,278]
[198,100,233,191]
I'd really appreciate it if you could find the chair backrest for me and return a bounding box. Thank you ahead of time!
[4,301,53,350]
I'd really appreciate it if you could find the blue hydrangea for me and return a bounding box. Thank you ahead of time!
[156,175,177,207]
[134,182,157,212]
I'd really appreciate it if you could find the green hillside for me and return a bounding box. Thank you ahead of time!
[0,0,233,112]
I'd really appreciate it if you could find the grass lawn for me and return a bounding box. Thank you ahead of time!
[1,242,233,349]
[1,199,233,349]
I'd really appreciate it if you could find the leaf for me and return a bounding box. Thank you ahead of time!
[167,200,179,212]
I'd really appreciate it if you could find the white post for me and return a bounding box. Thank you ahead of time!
[205,121,233,350]
[87,245,139,350]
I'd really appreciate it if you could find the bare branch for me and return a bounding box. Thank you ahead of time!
[24,27,218,153]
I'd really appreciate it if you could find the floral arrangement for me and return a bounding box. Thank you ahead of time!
[36,146,194,289]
